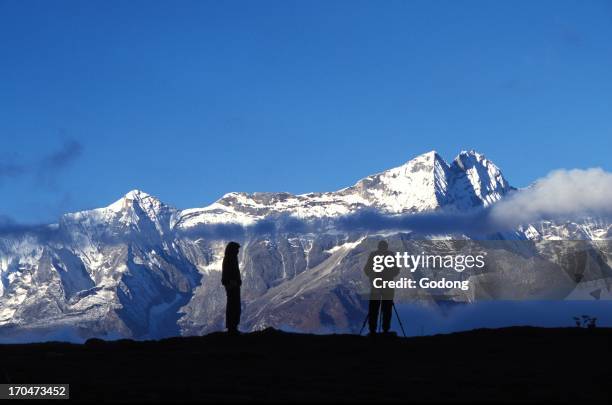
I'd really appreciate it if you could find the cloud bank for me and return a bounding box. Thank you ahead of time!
[490,168,612,227]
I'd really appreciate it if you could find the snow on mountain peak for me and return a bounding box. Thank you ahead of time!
[58,190,176,239]
[449,150,512,207]
[454,150,490,169]
[124,189,151,200]
[106,189,168,213]
[174,150,515,229]
[344,150,451,213]
[396,150,447,171]
[56,151,515,240]
[406,150,438,161]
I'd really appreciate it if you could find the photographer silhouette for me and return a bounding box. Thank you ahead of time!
[363,240,399,336]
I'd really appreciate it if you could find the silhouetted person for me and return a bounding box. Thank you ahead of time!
[222,241,242,334]
[363,240,399,335]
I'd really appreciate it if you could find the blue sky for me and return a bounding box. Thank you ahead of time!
[1,0,611,223]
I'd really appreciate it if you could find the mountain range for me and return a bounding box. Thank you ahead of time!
[0,150,610,342]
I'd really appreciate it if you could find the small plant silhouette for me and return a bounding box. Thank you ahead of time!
[573,315,597,328]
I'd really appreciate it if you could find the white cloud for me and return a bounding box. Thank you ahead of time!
[491,168,612,226]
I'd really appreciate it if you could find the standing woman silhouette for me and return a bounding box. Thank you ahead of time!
[221,241,242,334]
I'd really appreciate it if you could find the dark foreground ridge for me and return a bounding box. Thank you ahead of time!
[1,327,610,402]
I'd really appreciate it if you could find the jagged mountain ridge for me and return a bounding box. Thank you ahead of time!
[0,150,609,342]
[176,150,512,228]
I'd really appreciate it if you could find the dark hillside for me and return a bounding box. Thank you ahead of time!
[0,327,610,402]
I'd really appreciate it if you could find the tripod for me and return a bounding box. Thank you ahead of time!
[359,301,406,337]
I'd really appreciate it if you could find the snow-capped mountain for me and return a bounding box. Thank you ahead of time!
[177,150,512,228]
[0,150,610,342]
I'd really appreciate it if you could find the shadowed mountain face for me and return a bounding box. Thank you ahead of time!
[0,150,610,342]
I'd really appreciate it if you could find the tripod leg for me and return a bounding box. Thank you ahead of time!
[392,302,407,337]
[359,311,369,335]
[378,300,383,333]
